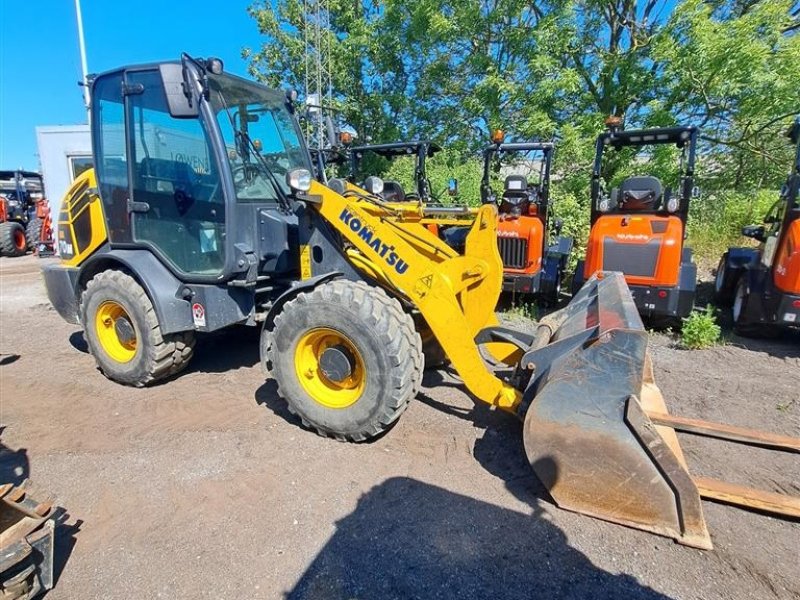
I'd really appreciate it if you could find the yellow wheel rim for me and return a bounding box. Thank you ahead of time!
[294,328,366,409]
[94,300,137,363]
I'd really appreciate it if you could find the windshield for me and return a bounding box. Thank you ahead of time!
[208,74,311,202]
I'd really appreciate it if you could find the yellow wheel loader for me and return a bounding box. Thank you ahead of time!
[43,54,799,549]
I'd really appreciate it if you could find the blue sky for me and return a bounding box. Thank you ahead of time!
[0,0,266,171]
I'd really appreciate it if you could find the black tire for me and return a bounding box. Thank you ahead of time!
[263,279,423,442]
[731,276,780,338]
[0,222,27,257]
[25,217,43,250]
[80,270,195,386]
[544,269,562,307]
[713,254,736,306]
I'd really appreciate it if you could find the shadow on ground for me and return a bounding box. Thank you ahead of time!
[70,325,264,373]
[0,433,30,486]
[185,326,261,375]
[418,370,549,504]
[286,477,671,600]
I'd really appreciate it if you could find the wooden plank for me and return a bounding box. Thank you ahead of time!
[645,411,800,453]
[694,476,800,518]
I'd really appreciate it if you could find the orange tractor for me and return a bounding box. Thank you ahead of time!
[714,119,800,336]
[478,137,572,302]
[572,122,698,323]
[0,170,54,257]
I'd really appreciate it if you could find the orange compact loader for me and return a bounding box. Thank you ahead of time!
[572,121,698,322]
[479,136,572,302]
[714,119,800,336]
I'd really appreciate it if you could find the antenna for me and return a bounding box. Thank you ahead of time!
[74,0,90,114]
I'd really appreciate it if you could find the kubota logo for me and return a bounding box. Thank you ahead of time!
[497,230,520,238]
[616,233,650,242]
[339,209,409,274]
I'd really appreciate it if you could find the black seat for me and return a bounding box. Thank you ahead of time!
[618,176,663,211]
[500,175,532,216]
[382,180,406,202]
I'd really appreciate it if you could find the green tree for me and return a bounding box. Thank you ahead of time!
[654,0,800,189]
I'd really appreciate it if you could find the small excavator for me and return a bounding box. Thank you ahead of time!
[715,119,800,336]
[43,54,799,549]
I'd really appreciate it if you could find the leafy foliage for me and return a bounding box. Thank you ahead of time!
[681,306,722,349]
[245,0,800,259]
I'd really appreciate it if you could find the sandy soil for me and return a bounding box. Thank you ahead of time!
[0,255,797,600]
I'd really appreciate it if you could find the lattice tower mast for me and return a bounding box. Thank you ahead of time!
[303,0,334,150]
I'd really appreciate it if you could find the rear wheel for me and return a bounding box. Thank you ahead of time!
[80,270,195,386]
[25,217,43,250]
[263,280,423,441]
[0,222,27,257]
[713,254,736,306]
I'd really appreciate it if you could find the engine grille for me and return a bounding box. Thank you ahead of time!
[602,238,660,278]
[498,237,528,269]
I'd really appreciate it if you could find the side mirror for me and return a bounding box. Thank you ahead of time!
[448,178,458,197]
[741,225,766,242]
[159,63,199,118]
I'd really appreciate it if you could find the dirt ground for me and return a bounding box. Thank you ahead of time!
[0,255,798,600]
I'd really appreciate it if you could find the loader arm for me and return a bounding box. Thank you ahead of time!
[307,180,523,411]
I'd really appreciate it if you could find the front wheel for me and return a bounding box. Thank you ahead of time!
[0,222,27,257]
[80,270,195,386]
[263,280,423,441]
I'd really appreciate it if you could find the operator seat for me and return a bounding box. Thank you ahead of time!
[617,176,663,211]
[382,180,406,202]
[499,175,532,217]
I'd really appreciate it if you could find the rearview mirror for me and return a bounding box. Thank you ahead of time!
[741,225,766,242]
[448,178,458,196]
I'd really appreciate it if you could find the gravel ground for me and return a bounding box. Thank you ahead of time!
[0,255,798,600]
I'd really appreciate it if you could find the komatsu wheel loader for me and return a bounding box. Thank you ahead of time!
[43,55,799,550]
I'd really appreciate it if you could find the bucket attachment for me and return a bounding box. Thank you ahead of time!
[518,272,712,548]
[515,272,800,549]
[0,481,57,599]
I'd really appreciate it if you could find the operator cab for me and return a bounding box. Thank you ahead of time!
[81,54,313,283]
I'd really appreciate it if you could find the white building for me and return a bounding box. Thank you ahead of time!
[35,125,93,213]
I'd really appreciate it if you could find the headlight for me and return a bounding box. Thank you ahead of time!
[286,168,313,192]
[667,197,679,213]
[205,57,224,74]
[364,176,384,196]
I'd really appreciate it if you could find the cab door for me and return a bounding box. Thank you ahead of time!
[125,69,227,279]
